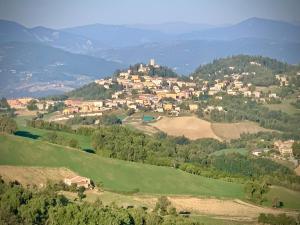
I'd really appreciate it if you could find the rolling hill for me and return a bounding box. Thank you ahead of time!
[0,134,244,197]
[96,39,300,74]
[180,17,300,43]
[0,42,122,98]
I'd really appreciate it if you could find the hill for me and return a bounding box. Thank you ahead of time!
[0,19,105,53]
[180,17,300,43]
[62,23,170,47]
[96,39,300,74]
[0,134,244,197]
[192,55,298,85]
[0,42,122,98]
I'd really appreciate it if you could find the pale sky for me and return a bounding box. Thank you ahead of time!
[0,0,299,28]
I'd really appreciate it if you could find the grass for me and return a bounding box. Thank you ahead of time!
[265,99,300,115]
[14,116,92,150]
[210,148,248,156]
[0,134,244,198]
[263,186,300,210]
[15,125,92,150]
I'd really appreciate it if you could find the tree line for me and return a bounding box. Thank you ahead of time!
[0,178,203,225]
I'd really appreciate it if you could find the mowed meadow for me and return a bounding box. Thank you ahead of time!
[0,134,244,198]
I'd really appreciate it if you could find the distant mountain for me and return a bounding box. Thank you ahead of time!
[0,20,36,43]
[180,17,300,43]
[62,24,171,47]
[95,38,300,74]
[0,42,122,98]
[127,22,216,34]
[0,19,105,54]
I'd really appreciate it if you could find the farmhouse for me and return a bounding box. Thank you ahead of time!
[274,140,294,157]
[64,175,91,189]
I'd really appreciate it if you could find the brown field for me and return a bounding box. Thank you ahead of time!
[0,165,77,187]
[211,121,270,140]
[150,116,220,140]
[150,116,269,140]
[168,197,297,221]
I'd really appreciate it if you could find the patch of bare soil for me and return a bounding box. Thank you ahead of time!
[211,121,270,140]
[0,165,78,187]
[168,197,297,221]
[150,116,220,140]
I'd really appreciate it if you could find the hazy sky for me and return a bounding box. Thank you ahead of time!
[0,0,299,28]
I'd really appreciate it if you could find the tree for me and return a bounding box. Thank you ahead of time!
[154,196,171,216]
[27,100,38,111]
[244,181,269,204]
[77,186,86,201]
[69,139,79,148]
[0,117,17,134]
[292,141,300,159]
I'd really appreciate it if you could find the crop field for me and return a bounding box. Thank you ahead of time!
[211,121,270,140]
[150,116,220,140]
[150,116,269,140]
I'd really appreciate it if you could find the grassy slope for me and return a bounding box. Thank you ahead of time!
[265,99,300,115]
[0,134,243,198]
[16,125,92,150]
[210,148,248,156]
[263,186,300,209]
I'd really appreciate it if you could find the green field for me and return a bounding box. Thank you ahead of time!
[14,115,92,150]
[265,99,300,115]
[263,186,300,210]
[0,134,244,198]
[16,125,92,150]
[210,148,248,156]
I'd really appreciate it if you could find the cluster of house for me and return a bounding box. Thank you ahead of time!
[7,60,292,119]
[252,139,295,161]
[7,97,55,110]
[201,69,281,102]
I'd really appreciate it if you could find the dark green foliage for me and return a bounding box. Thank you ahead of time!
[211,153,292,178]
[65,115,98,126]
[292,141,300,159]
[27,100,38,111]
[100,114,122,125]
[47,102,66,113]
[43,132,80,149]
[26,120,73,133]
[77,186,86,201]
[0,116,17,134]
[244,181,269,204]
[67,82,123,100]
[0,178,201,225]
[193,55,291,86]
